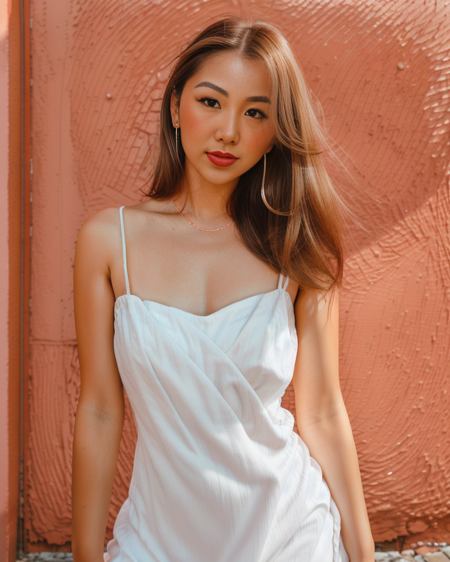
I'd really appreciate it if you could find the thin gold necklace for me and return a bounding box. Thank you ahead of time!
[171,197,234,232]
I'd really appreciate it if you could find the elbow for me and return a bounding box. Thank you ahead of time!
[296,393,348,430]
[75,398,125,426]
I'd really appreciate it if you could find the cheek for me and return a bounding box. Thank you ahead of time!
[180,102,209,144]
[242,125,275,155]
[244,131,269,151]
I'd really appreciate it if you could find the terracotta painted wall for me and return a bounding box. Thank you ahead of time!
[27,0,450,552]
[1,0,24,560]
[0,0,10,555]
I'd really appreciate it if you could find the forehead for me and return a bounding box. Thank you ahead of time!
[186,51,272,95]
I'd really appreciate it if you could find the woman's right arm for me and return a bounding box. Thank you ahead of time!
[72,210,125,562]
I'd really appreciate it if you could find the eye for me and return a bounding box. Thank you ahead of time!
[197,97,220,109]
[246,108,268,119]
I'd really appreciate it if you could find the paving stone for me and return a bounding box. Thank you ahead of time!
[375,554,391,560]
[442,547,450,559]
[423,554,450,562]
[387,551,404,559]
[417,547,441,556]
[17,552,73,562]
[401,551,418,562]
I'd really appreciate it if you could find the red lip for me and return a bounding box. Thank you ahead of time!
[208,151,238,158]
[206,151,239,167]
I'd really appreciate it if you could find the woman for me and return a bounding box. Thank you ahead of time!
[72,17,374,562]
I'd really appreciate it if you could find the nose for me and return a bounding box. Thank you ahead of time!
[214,110,240,145]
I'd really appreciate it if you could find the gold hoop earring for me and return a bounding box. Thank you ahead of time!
[261,153,297,216]
[260,153,292,216]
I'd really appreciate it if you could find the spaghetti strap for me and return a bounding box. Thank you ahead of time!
[119,206,131,296]
[277,274,283,290]
[277,273,290,291]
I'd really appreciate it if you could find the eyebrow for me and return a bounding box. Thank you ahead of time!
[246,95,271,104]
[194,81,271,104]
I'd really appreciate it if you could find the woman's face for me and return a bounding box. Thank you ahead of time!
[171,51,276,191]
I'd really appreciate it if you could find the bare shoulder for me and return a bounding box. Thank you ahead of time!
[77,207,120,255]
[77,206,121,245]
[75,206,124,270]
[294,284,339,331]
[75,200,171,273]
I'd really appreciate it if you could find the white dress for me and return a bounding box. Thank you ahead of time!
[104,205,349,562]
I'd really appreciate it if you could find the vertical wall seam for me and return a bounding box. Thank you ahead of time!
[18,0,25,554]
[18,0,31,556]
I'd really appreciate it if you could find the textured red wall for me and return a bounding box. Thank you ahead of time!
[28,0,450,551]
[1,1,25,560]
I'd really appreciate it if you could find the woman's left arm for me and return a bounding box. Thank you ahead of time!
[292,286,374,562]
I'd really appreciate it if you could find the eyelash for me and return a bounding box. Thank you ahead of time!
[196,97,268,119]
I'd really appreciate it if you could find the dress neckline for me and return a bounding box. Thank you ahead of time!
[117,205,292,319]
[115,286,294,320]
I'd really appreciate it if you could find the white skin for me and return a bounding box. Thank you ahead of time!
[72,51,374,562]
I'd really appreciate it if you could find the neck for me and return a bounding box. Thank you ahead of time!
[175,161,237,222]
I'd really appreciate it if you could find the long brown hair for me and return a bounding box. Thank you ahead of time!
[143,17,346,293]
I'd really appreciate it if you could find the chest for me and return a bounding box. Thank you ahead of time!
[113,226,294,316]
